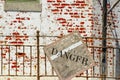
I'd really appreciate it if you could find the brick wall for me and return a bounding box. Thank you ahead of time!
[0,0,120,80]
[41,0,120,79]
[0,0,41,80]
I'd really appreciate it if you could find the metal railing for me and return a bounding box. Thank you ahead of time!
[0,45,37,76]
[0,31,120,80]
[39,36,120,80]
[0,31,39,79]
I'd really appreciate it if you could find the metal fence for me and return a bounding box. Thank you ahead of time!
[0,31,39,79]
[0,31,120,80]
[0,45,37,76]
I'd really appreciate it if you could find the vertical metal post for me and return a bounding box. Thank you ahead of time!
[16,46,18,76]
[30,46,32,76]
[101,0,107,80]
[1,45,3,75]
[23,46,25,75]
[8,46,10,75]
[37,31,40,80]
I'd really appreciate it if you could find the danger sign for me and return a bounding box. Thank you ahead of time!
[44,32,95,80]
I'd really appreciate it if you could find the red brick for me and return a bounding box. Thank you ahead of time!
[82,31,86,33]
[12,62,17,65]
[68,30,73,33]
[47,0,55,2]
[57,18,67,25]
[18,20,22,23]
[56,6,64,8]
[27,17,30,20]
[89,7,94,9]
[57,0,62,2]
[2,53,6,58]
[67,24,73,27]
[64,12,68,15]
[79,31,82,33]
[17,41,24,44]
[85,10,90,12]
[61,3,70,7]
[11,65,20,68]
[13,20,17,23]
[52,3,61,7]
[69,12,74,15]
[16,52,26,57]
[81,3,88,6]
[83,34,87,36]
[88,13,93,16]
[76,1,85,3]
[16,17,20,20]
[10,41,18,44]
[71,3,80,6]
[80,22,85,24]
[13,32,20,36]
[68,6,72,9]
[51,9,60,13]
[0,15,2,19]
[81,16,86,18]
[21,18,25,20]
[91,21,94,24]
[80,28,85,30]
[88,19,93,21]
[75,27,79,30]
[57,18,66,20]
[60,21,66,24]
[5,36,12,40]
[71,15,80,18]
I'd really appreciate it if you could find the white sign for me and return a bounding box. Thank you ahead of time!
[44,32,95,80]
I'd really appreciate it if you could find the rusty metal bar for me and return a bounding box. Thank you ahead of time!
[40,74,119,79]
[0,44,120,49]
[85,38,88,80]
[0,74,117,79]
[8,46,10,75]
[106,49,108,78]
[1,45,3,75]
[45,52,47,75]
[99,48,102,78]
[0,75,36,77]
[92,47,95,76]
[23,46,25,75]
[86,70,88,80]
[16,45,18,75]
[30,46,32,76]
[112,48,115,77]
[3,35,120,40]
[0,44,37,46]
[37,31,40,80]
[52,67,54,75]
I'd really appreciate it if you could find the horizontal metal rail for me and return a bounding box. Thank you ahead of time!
[0,35,119,80]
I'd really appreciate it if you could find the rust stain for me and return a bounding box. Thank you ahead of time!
[7,78,10,80]
[11,65,20,68]
[57,33,64,38]
[2,53,6,58]
[15,52,26,58]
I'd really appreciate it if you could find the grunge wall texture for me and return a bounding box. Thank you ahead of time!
[0,0,120,80]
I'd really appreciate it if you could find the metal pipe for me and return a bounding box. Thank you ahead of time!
[36,31,40,80]
[101,0,107,80]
